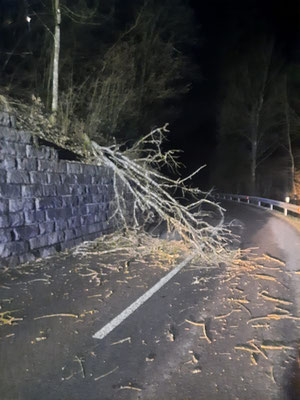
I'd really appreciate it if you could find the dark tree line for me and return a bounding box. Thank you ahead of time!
[213,36,300,199]
[0,0,199,143]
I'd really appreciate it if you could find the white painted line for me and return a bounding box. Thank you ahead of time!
[93,253,194,340]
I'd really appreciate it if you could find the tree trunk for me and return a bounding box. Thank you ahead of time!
[250,139,257,195]
[51,0,61,115]
[249,41,273,195]
[284,75,296,195]
[250,97,263,195]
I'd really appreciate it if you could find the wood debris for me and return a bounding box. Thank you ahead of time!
[0,310,23,326]
[79,310,98,318]
[252,323,270,329]
[275,306,290,314]
[166,329,175,342]
[145,353,156,362]
[105,290,113,298]
[0,285,11,289]
[62,372,74,381]
[248,314,300,324]
[111,337,131,346]
[190,352,200,364]
[119,384,142,392]
[235,341,269,365]
[214,309,241,320]
[248,341,268,360]
[74,356,85,378]
[261,344,294,351]
[237,302,252,316]
[258,291,292,305]
[34,313,78,320]
[94,366,119,381]
[250,353,258,365]
[234,345,259,354]
[229,298,250,304]
[252,274,282,284]
[192,276,201,285]
[254,264,280,271]
[192,367,202,374]
[262,254,286,266]
[27,278,51,284]
[77,268,101,286]
[268,366,276,384]
[31,336,47,344]
[185,319,211,343]
[0,298,13,304]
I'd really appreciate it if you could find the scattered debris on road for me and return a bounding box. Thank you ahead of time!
[110,337,131,346]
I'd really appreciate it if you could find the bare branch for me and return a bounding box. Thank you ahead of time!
[87,126,231,261]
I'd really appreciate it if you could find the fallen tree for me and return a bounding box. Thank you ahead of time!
[87,124,232,262]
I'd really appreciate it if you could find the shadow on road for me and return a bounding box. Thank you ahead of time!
[284,347,300,400]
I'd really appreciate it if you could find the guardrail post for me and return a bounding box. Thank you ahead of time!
[284,208,288,216]
[237,198,240,202]
[258,201,261,206]
[270,204,273,210]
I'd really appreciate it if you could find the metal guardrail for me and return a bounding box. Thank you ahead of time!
[216,193,300,217]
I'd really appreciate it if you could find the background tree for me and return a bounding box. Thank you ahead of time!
[279,66,300,198]
[51,0,60,115]
[78,0,197,142]
[0,0,198,145]
[215,38,285,195]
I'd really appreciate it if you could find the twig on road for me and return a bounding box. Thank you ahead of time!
[229,298,250,304]
[74,355,85,378]
[269,366,276,384]
[214,309,241,320]
[111,337,131,345]
[234,345,260,354]
[185,319,211,343]
[237,302,252,316]
[94,366,119,381]
[119,385,142,392]
[258,291,292,305]
[247,314,300,324]
[34,313,78,320]
[262,254,286,266]
[252,273,284,286]
[248,341,268,360]
[261,344,294,351]
[0,310,23,326]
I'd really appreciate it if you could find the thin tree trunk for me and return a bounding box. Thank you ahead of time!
[51,0,61,115]
[249,40,274,195]
[250,138,257,195]
[284,74,296,194]
[250,97,263,195]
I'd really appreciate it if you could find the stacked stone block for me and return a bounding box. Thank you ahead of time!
[0,126,117,266]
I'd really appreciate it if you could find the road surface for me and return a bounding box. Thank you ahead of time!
[0,201,300,400]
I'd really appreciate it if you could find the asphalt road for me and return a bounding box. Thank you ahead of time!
[1,202,300,400]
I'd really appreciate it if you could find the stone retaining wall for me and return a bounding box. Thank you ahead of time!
[0,126,118,266]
